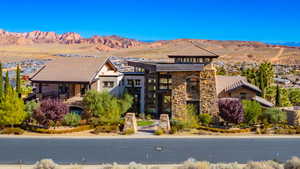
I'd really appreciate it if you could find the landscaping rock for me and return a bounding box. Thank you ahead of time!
[159,114,171,133]
[123,113,137,133]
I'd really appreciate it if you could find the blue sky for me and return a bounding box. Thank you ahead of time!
[0,0,299,42]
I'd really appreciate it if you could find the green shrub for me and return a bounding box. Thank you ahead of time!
[244,161,282,169]
[146,114,153,120]
[83,90,133,125]
[284,156,300,169]
[92,125,119,134]
[154,129,164,135]
[62,112,81,127]
[242,100,262,125]
[124,128,135,135]
[199,113,212,126]
[275,129,297,135]
[33,159,60,169]
[261,108,287,124]
[288,88,300,106]
[0,127,24,135]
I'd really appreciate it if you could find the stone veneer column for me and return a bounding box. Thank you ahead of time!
[199,64,219,115]
[171,72,187,119]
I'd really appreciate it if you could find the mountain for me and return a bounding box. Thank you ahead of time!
[0,29,300,64]
[268,42,300,47]
[0,29,143,48]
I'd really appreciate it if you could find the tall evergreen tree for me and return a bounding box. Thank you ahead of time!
[275,85,281,107]
[16,65,21,95]
[0,62,3,97]
[4,71,10,95]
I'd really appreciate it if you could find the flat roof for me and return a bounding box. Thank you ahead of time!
[128,61,203,72]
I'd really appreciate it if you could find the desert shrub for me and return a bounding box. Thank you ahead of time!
[170,119,185,133]
[284,156,300,169]
[101,163,122,169]
[124,128,135,135]
[92,125,119,134]
[244,161,282,169]
[261,108,287,124]
[62,112,81,127]
[33,99,68,128]
[128,162,146,169]
[197,126,251,133]
[199,113,212,126]
[218,98,244,124]
[275,129,297,135]
[33,159,60,169]
[211,162,242,169]
[176,104,199,129]
[0,127,24,135]
[154,129,164,135]
[31,125,91,134]
[66,164,83,169]
[177,158,210,169]
[146,114,153,120]
[83,90,133,125]
[138,113,145,119]
[242,100,262,125]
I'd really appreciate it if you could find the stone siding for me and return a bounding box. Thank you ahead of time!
[199,65,219,115]
[171,65,218,118]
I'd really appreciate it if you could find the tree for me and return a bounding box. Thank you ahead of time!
[83,90,133,125]
[16,65,21,95]
[218,98,244,124]
[242,100,262,125]
[265,86,276,104]
[0,62,3,97]
[4,71,9,95]
[280,88,292,107]
[275,85,281,107]
[33,99,68,128]
[0,86,27,127]
[288,88,300,106]
[261,108,287,124]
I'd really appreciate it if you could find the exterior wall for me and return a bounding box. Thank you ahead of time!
[123,74,145,113]
[95,63,124,96]
[218,87,257,99]
[170,64,218,119]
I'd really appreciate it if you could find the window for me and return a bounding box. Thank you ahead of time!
[135,79,141,86]
[186,77,200,100]
[127,79,134,86]
[240,93,247,99]
[103,81,114,88]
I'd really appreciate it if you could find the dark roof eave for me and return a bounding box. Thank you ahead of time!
[168,55,219,58]
[30,80,91,84]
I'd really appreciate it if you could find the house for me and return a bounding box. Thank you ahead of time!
[30,56,124,100]
[216,75,274,107]
[127,42,219,119]
[30,42,273,119]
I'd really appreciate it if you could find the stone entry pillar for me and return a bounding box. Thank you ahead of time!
[159,114,171,133]
[123,113,138,133]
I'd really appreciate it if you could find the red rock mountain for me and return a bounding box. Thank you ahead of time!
[0,29,143,48]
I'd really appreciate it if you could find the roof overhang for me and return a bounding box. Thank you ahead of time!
[128,61,203,72]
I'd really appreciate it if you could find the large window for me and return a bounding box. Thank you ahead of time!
[186,77,200,100]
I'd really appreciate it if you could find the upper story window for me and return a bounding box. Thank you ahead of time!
[135,79,141,86]
[103,81,114,88]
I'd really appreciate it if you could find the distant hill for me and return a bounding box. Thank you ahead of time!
[268,42,300,47]
[0,29,300,64]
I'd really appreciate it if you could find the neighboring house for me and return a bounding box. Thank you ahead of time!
[30,56,124,100]
[216,75,274,107]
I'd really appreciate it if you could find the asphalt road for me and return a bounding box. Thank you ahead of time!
[0,138,300,164]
